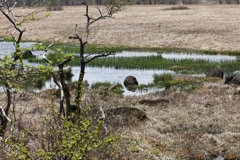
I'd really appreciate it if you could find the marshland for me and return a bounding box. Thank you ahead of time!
[1,3,240,160]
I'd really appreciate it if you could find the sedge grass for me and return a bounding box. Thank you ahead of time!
[88,55,239,75]
[90,82,123,94]
[41,42,123,54]
[27,42,240,77]
[29,53,240,76]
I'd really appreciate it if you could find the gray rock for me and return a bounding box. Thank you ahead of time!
[105,107,147,126]
[206,66,223,79]
[225,70,240,85]
[124,75,139,86]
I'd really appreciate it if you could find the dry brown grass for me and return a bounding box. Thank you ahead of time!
[108,79,240,159]
[1,78,240,159]
[1,5,240,51]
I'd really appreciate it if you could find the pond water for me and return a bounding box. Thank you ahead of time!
[72,66,173,96]
[0,41,237,96]
[161,53,236,62]
[32,67,171,96]
[113,50,158,57]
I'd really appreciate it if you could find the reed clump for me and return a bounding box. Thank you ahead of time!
[171,5,189,10]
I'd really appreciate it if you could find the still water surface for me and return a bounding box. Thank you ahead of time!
[0,42,172,95]
[0,42,236,96]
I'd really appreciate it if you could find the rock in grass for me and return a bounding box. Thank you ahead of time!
[206,66,223,79]
[105,107,147,126]
[225,70,240,85]
[22,50,33,59]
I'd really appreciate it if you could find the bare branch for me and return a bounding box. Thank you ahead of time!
[0,105,11,122]
[69,24,83,44]
[9,1,18,12]
[51,72,65,116]
[48,39,55,48]
[85,52,113,64]
[98,106,108,135]
[42,39,55,65]
[0,8,22,33]
[58,58,72,69]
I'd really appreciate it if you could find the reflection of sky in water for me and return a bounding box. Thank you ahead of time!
[32,67,173,96]
[0,41,35,55]
[0,41,44,60]
[161,53,236,62]
[113,50,158,57]
[71,67,174,96]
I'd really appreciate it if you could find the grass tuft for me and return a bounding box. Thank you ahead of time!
[171,5,189,10]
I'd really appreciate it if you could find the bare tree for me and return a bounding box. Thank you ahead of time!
[69,1,124,110]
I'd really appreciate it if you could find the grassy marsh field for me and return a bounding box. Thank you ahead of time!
[1,5,240,51]
[1,4,240,160]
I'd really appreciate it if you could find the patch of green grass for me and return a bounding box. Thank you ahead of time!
[91,82,123,95]
[228,51,240,56]
[29,52,240,76]
[138,83,156,89]
[42,42,123,54]
[153,73,173,85]
[203,50,218,55]
[88,55,220,74]
[2,37,14,42]
[147,75,221,92]
[91,82,112,89]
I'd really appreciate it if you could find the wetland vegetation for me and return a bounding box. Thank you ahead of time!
[2,40,240,95]
[28,43,240,75]
[0,40,236,95]
[1,4,240,160]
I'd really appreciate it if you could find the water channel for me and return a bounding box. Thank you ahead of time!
[0,41,237,96]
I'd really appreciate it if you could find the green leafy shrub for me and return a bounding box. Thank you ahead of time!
[1,109,118,160]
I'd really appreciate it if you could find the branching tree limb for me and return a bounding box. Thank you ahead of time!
[0,0,45,46]
[42,40,74,117]
[69,1,124,108]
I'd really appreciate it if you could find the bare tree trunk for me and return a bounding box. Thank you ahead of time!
[59,68,71,117]
[0,84,12,136]
[75,44,85,107]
